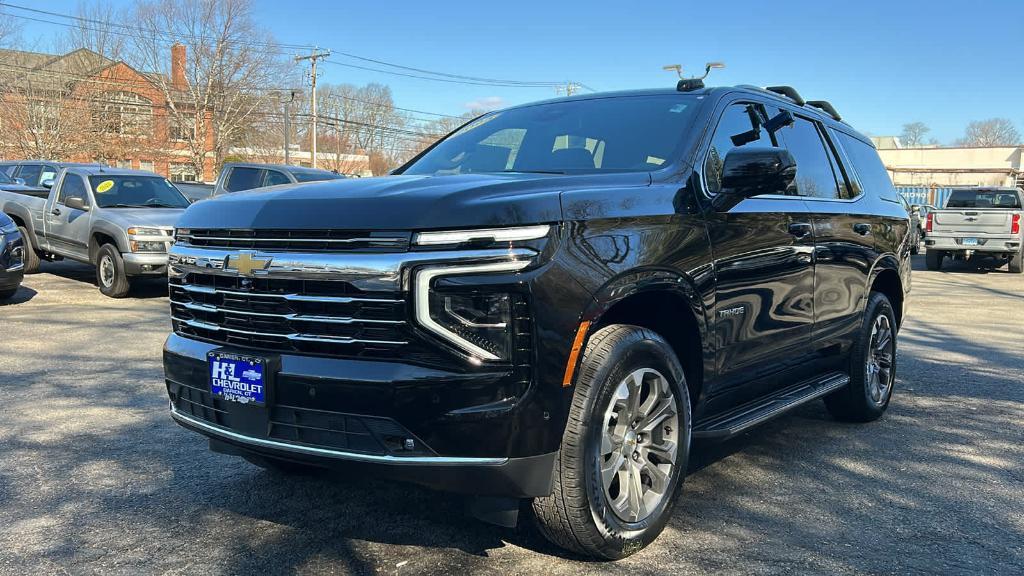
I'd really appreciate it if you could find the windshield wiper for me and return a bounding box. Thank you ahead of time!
[498,170,566,175]
[104,203,183,208]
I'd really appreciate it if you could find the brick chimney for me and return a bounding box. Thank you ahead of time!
[171,43,186,90]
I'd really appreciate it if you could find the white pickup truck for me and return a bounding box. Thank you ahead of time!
[0,166,190,296]
[923,187,1022,273]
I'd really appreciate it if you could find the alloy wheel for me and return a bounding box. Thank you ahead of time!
[866,314,895,405]
[99,255,115,287]
[597,368,679,523]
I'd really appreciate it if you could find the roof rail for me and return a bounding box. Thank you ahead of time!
[765,86,806,106]
[806,100,842,121]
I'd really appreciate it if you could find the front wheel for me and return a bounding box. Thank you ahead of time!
[532,324,691,559]
[95,244,131,298]
[17,226,40,274]
[825,292,897,422]
[925,249,943,271]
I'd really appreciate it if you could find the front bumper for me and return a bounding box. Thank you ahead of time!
[925,235,1021,253]
[164,333,558,497]
[123,252,168,276]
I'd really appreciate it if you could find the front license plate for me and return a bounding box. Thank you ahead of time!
[962,237,978,246]
[208,352,267,406]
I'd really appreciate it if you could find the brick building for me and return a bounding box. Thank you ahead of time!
[0,45,215,181]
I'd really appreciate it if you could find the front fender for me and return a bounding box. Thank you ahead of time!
[90,220,131,255]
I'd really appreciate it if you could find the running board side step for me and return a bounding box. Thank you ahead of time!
[693,372,850,439]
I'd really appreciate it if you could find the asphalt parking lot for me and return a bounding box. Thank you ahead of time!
[0,256,1021,575]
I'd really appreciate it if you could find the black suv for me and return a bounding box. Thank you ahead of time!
[164,83,911,559]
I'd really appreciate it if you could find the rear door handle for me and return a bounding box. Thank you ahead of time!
[853,223,872,236]
[788,222,812,239]
[50,207,61,216]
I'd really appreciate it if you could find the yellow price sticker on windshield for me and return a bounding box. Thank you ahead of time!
[95,180,114,193]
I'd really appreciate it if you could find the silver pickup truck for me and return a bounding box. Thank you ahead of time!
[924,187,1022,273]
[0,166,190,297]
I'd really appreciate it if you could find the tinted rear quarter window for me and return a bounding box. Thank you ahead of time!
[225,167,264,192]
[263,169,291,187]
[835,131,897,201]
[777,117,843,199]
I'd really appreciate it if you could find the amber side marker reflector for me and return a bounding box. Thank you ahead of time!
[562,320,592,387]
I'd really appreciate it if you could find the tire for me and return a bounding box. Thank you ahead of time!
[925,249,943,271]
[17,226,40,274]
[1010,247,1023,274]
[825,292,897,423]
[243,454,325,475]
[95,244,131,298]
[532,324,691,559]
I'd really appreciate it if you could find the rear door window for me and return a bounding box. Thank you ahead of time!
[834,131,898,202]
[263,169,291,187]
[225,167,264,192]
[776,117,843,199]
[17,164,43,187]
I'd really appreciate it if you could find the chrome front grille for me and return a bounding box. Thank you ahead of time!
[175,228,411,252]
[169,272,414,358]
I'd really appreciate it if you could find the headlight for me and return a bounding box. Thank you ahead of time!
[0,221,17,235]
[127,227,170,253]
[414,260,530,361]
[414,225,550,246]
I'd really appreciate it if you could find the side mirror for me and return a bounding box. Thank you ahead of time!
[64,196,90,211]
[713,147,797,211]
[910,204,921,213]
[12,177,25,186]
[40,178,55,189]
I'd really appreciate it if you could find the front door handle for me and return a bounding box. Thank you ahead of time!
[50,207,61,216]
[788,222,812,239]
[853,223,872,236]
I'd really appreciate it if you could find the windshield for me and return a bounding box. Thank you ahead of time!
[946,189,1021,209]
[293,171,345,183]
[88,175,190,208]
[401,95,700,176]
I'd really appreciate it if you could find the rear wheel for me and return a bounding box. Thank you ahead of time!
[95,244,130,298]
[17,226,40,274]
[925,249,943,271]
[825,292,897,422]
[1009,247,1023,274]
[532,324,691,559]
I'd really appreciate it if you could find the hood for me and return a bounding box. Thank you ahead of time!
[178,173,649,230]
[102,207,186,229]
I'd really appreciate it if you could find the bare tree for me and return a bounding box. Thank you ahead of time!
[127,0,293,180]
[57,1,127,60]
[899,122,930,148]
[310,83,415,174]
[0,6,22,49]
[0,63,96,160]
[958,118,1021,147]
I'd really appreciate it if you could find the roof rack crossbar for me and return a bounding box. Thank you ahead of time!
[806,100,842,121]
[765,86,806,106]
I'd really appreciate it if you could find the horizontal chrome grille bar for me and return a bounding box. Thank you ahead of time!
[170,299,403,325]
[179,235,404,245]
[172,316,408,346]
[172,283,402,304]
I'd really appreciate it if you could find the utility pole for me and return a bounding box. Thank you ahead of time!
[295,48,331,168]
[278,89,298,164]
[555,82,581,96]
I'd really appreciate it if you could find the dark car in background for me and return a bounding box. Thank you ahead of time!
[0,161,104,198]
[165,83,910,559]
[0,211,24,300]
[174,182,215,203]
[212,163,346,196]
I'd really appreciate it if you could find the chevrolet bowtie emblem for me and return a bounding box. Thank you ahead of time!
[227,252,272,276]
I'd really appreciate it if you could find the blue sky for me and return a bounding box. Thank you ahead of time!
[14,0,1024,143]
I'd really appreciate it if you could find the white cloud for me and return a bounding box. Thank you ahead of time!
[463,96,505,112]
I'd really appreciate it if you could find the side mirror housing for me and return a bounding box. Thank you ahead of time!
[40,178,55,189]
[910,204,921,213]
[64,196,90,211]
[12,177,25,186]
[713,147,797,211]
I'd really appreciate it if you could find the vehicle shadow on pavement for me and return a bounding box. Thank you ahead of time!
[0,285,36,305]
[33,260,168,299]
